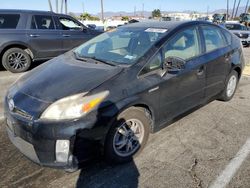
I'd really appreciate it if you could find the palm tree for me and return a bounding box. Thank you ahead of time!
[48,0,53,11]
[235,0,242,18]
[232,0,237,19]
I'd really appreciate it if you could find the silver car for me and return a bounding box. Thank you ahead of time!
[224,23,250,47]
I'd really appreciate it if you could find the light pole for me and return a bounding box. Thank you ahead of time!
[65,0,68,14]
[226,0,229,20]
[56,0,58,13]
[101,0,104,23]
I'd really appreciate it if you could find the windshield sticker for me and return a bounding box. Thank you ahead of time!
[124,55,136,60]
[145,28,168,33]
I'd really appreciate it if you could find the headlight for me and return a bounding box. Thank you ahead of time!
[40,91,109,120]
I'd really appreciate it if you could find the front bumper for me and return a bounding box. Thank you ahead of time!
[4,98,112,170]
[240,38,250,46]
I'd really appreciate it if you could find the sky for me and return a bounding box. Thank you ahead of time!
[0,0,248,14]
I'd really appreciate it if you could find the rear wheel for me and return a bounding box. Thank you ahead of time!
[219,70,239,101]
[2,48,31,73]
[104,107,150,164]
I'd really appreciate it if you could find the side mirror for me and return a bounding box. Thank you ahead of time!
[164,56,186,74]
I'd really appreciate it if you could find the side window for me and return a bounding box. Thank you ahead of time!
[164,27,200,61]
[0,14,20,29]
[222,30,232,45]
[31,15,55,30]
[59,17,82,30]
[201,26,226,52]
[140,52,162,75]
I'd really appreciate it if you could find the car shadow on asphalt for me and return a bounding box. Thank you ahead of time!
[76,159,140,188]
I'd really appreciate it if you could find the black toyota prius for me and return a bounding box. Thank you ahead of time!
[4,21,245,171]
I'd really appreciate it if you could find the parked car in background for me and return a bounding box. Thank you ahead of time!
[4,21,244,171]
[224,23,250,47]
[0,9,101,73]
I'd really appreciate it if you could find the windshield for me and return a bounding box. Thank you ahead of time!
[74,27,167,65]
[225,24,247,30]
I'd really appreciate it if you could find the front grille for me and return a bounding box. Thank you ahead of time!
[13,107,33,120]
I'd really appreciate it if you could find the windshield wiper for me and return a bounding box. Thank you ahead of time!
[73,51,88,62]
[73,51,116,66]
[88,56,116,66]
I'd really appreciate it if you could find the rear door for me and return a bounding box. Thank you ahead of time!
[56,16,94,52]
[26,14,62,59]
[200,25,231,98]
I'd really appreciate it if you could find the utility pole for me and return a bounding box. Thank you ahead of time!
[48,0,53,12]
[101,0,104,23]
[142,3,144,18]
[232,0,237,19]
[235,0,242,18]
[226,0,229,20]
[61,0,64,13]
[65,0,68,14]
[207,6,209,17]
[56,0,58,13]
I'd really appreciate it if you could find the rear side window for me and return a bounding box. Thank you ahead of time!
[31,15,55,30]
[201,25,227,52]
[0,14,20,29]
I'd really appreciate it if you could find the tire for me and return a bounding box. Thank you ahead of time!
[104,107,151,164]
[219,70,239,101]
[2,48,31,73]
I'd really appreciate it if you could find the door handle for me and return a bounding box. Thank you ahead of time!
[197,65,205,76]
[63,34,71,37]
[30,34,40,38]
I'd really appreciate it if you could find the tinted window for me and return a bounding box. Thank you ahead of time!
[164,27,200,60]
[202,26,226,52]
[0,14,20,29]
[59,17,82,30]
[222,30,232,45]
[31,15,55,30]
[225,24,247,30]
[141,52,162,75]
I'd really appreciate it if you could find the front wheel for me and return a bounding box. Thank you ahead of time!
[104,107,151,164]
[219,70,239,101]
[2,48,31,73]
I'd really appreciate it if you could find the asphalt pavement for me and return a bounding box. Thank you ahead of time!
[0,49,250,188]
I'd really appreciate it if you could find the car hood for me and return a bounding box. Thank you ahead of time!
[12,52,123,103]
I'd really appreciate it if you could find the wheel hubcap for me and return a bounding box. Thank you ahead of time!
[7,52,27,70]
[227,75,237,98]
[113,119,145,157]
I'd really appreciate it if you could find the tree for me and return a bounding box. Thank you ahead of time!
[152,9,161,18]
[79,13,100,21]
[121,16,129,21]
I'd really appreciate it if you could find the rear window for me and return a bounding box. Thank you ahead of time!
[0,14,20,29]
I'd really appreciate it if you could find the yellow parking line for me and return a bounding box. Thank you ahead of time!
[243,65,250,76]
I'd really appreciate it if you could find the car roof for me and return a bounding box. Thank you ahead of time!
[0,9,69,16]
[122,20,213,30]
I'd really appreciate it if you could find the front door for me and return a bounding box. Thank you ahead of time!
[57,16,94,52]
[159,26,206,125]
